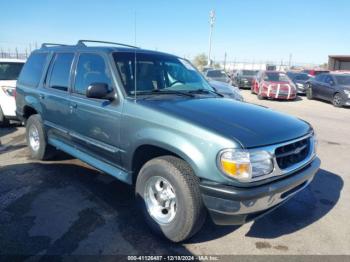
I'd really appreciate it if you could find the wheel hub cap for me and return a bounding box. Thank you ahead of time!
[144,176,177,224]
[29,125,40,151]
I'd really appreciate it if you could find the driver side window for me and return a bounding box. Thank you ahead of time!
[324,75,334,86]
[74,53,112,95]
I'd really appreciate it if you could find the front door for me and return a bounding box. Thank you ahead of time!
[69,52,123,167]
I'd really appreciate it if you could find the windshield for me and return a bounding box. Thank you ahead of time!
[0,62,24,80]
[113,52,213,96]
[335,75,350,85]
[264,72,290,82]
[242,70,257,76]
[206,70,226,78]
[293,73,310,81]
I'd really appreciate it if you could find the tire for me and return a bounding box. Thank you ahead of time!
[306,84,313,100]
[332,93,343,107]
[0,106,10,127]
[26,114,55,160]
[257,93,264,100]
[135,156,206,242]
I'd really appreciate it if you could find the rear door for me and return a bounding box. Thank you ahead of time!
[69,52,123,167]
[41,52,75,140]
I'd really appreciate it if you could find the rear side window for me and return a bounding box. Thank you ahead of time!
[74,53,112,95]
[18,53,48,87]
[48,53,74,91]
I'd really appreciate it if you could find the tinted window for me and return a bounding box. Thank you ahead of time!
[48,53,74,91]
[74,53,112,95]
[294,73,309,81]
[207,70,226,78]
[18,53,48,87]
[335,75,350,85]
[0,62,24,80]
[315,74,326,82]
[324,75,334,85]
[242,70,257,76]
[264,72,289,82]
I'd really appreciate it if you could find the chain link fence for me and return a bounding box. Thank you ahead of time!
[0,51,29,60]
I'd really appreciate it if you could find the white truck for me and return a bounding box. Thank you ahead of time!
[0,58,25,126]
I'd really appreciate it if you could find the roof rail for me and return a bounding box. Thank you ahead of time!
[41,43,68,48]
[77,40,139,49]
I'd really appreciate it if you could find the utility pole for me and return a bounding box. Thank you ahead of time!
[224,52,227,71]
[207,10,215,66]
[288,53,293,69]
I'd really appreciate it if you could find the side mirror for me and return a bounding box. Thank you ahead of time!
[330,80,335,86]
[86,83,114,101]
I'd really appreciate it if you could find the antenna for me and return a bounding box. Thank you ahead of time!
[134,10,137,101]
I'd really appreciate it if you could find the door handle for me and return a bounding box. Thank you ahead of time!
[39,94,45,99]
[69,103,77,113]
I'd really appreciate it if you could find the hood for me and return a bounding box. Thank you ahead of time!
[0,80,17,87]
[338,85,350,90]
[139,98,311,148]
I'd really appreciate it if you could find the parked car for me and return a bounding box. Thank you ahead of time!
[204,69,230,83]
[286,72,311,94]
[201,66,213,74]
[16,41,320,242]
[209,80,244,101]
[305,72,350,107]
[0,58,25,126]
[234,70,258,89]
[302,69,329,77]
[252,71,297,100]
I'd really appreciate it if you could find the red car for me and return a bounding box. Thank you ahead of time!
[251,71,297,100]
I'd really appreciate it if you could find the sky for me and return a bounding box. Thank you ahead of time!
[0,0,349,64]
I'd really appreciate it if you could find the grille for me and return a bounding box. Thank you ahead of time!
[275,138,310,169]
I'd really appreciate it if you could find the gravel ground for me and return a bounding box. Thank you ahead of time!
[0,91,349,258]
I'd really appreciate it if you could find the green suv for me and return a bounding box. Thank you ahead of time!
[16,40,320,242]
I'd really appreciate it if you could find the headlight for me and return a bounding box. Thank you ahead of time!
[1,86,15,96]
[218,149,274,182]
[296,83,304,88]
[344,90,350,98]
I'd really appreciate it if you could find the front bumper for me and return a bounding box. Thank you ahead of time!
[200,157,320,225]
[238,80,252,88]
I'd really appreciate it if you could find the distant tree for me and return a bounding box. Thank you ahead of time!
[319,62,328,69]
[192,53,208,70]
[213,62,221,69]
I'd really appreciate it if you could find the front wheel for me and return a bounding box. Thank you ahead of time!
[332,93,344,107]
[306,85,313,100]
[136,156,206,242]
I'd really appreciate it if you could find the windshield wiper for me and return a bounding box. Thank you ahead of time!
[136,89,195,97]
[188,89,224,97]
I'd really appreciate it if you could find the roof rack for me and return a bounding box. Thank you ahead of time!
[77,40,139,49]
[41,43,68,48]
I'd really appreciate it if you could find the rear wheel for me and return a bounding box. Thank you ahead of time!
[26,114,55,160]
[332,93,343,107]
[0,107,10,127]
[136,156,206,242]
